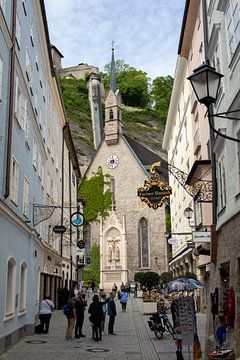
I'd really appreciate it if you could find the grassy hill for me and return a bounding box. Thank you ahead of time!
[59,77,166,159]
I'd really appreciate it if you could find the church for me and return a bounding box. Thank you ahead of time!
[84,48,169,289]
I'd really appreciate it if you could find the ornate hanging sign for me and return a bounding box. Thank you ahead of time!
[137,175,172,209]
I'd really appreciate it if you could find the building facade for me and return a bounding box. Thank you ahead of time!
[162,0,212,312]
[0,0,80,353]
[83,49,169,290]
[204,0,240,356]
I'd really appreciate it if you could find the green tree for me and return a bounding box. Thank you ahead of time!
[134,272,145,284]
[151,75,174,124]
[159,271,173,285]
[103,60,150,108]
[83,244,100,285]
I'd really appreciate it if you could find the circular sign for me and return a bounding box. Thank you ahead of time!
[70,212,84,227]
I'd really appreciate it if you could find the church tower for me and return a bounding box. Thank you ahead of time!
[104,46,123,145]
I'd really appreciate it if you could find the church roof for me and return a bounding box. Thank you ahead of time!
[123,134,169,181]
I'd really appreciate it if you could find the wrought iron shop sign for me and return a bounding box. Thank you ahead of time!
[138,175,172,209]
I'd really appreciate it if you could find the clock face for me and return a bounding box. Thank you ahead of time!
[106,154,119,169]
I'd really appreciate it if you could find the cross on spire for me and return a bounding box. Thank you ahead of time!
[110,41,116,93]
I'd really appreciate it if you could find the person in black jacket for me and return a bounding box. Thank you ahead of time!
[75,293,87,338]
[88,294,104,341]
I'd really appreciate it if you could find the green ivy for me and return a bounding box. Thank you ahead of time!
[83,244,100,285]
[78,166,112,222]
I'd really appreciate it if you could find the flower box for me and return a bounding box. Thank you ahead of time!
[142,301,157,315]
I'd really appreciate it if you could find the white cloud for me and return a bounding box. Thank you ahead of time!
[44,0,185,79]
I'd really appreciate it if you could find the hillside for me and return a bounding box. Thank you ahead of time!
[59,77,166,164]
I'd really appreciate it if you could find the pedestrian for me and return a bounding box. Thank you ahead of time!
[39,295,54,334]
[75,293,87,338]
[88,294,104,342]
[119,288,128,311]
[91,280,96,292]
[112,283,118,296]
[120,282,125,291]
[134,283,138,298]
[107,292,117,335]
[100,292,107,334]
[65,293,76,340]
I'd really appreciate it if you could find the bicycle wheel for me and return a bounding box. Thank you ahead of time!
[165,319,174,335]
[154,323,164,339]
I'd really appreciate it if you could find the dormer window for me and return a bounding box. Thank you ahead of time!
[109,109,114,120]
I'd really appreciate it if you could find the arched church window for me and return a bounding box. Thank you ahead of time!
[115,246,120,261]
[109,109,114,120]
[108,247,112,261]
[85,223,91,267]
[110,177,115,205]
[138,218,149,268]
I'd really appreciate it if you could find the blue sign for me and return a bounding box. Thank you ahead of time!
[70,212,84,227]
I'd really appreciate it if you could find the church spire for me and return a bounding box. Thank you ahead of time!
[110,41,116,93]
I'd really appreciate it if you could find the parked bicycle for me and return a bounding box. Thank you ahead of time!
[148,310,174,339]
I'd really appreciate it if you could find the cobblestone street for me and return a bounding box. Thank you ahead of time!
[0,296,206,360]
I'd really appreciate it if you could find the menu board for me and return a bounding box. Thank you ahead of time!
[178,296,196,346]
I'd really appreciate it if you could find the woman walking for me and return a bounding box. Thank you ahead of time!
[39,295,54,334]
[119,288,128,311]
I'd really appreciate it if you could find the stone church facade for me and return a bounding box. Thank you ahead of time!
[84,49,169,289]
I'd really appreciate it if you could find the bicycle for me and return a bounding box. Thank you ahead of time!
[148,310,174,339]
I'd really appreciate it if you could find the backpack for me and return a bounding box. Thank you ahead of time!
[63,302,70,317]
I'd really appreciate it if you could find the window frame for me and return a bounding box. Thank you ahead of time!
[10,156,19,205]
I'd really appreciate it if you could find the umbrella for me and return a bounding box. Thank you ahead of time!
[166,278,204,293]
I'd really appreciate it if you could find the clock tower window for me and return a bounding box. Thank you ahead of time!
[109,109,114,120]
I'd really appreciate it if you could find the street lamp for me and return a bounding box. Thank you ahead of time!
[187,63,223,107]
[184,206,194,227]
[188,62,240,143]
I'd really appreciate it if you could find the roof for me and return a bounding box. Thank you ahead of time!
[123,134,169,182]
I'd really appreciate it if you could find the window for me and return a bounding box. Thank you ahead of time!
[35,46,39,70]
[109,109,114,120]
[85,223,91,268]
[138,218,149,268]
[16,14,21,49]
[0,0,6,13]
[237,131,240,190]
[212,42,221,73]
[10,156,19,204]
[32,137,37,169]
[22,0,27,16]
[5,257,16,317]
[19,262,27,313]
[14,76,27,129]
[217,155,227,210]
[225,0,240,57]
[34,89,38,115]
[24,110,29,143]
[0,55,3,100]
[110,177,115,204]
[25,49,32,86]
[30,17,34,46]
[23,176,29,217]
[46,172,50,195]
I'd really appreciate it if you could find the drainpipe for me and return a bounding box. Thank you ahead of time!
[60,128,64,257]
[68,151,73,290]
[4,0,17,198]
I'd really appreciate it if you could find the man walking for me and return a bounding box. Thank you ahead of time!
[65,293,76,340]
[108,292,117,335]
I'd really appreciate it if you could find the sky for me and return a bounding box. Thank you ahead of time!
[44,0,186,80]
